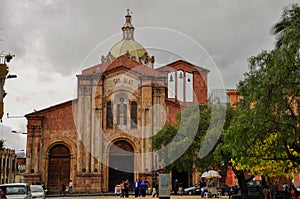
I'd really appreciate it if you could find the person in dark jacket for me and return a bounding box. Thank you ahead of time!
[173,179,179,195]
[133,179,140,198]
[140,180,147,197]
[0,188,6,199]
[60,182,66,196]
[152,180,158,197]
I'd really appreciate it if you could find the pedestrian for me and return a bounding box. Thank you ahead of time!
[263,185,270,199]
[133,179,140,198]
[173,179,179,195]
[68,180,73,194]
[290,184,300,198]
[152,180,158,197]
[199,178,208,198]
[60,182,66,196]
[138,179,142,197]
[41,182,46,191]
[0,188,6,199]
[140,180,147,197]
[124,179,129,198]
[120,180,125,198]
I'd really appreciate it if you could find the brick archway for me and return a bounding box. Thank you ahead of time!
[47,144,70,192]
[109,140,134,191]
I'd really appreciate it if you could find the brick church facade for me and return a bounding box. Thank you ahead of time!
[24,10,209,193]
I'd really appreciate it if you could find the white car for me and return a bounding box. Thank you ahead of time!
[30,185,46,199]
[0,183,32,199]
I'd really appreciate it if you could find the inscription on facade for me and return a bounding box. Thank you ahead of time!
[106,74,139,91]
[113,77,133,85]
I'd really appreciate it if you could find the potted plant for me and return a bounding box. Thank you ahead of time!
[0,139,5,150]
[5,53,14,63]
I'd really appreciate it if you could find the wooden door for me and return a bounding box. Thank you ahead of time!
[47,144,70,192]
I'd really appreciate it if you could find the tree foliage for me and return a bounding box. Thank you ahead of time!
[215,4,300,198]
[152,103,212,173]
[153,102,234,175]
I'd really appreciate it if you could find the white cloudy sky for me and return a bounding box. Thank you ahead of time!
[0,0,297,150]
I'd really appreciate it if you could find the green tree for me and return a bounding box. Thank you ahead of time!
[153,102,234,178]
[153,103,211,173]
[218,3,300,199]
[271,4,300,48]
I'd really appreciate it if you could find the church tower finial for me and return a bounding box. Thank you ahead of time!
[107,9,155,67]
[122,9,134,40]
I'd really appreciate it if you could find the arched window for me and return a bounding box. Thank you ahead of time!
[106,101,113,129]
[177,70,184,101]
[168,72,175,99]
[185,72,193,102]
[130,101,138,129]
[117,97,127,125]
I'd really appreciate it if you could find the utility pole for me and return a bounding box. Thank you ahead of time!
[0,53,16,121]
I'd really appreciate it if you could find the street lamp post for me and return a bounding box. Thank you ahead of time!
[11,130,27,135]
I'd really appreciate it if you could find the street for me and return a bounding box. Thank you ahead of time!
[48,195,228,199]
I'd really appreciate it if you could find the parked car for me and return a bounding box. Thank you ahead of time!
[0,183,32,199]
[184,184,201,195]
[30,185,46,199]
[231,180,264,198]
[217,182,231,196]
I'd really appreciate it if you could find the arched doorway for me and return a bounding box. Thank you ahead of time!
[47,144,70,192]
[109,140,134,191]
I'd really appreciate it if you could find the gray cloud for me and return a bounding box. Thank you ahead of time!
[0,0,296,149]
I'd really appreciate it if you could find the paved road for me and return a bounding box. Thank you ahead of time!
[49,195,204,199]
[49,195,229,199]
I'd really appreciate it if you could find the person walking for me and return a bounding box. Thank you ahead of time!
[173,179,179,195]
[68,180,73,194]
[60,182,66,196]
[140,180,147,197]
[263,185,271,199]
[133,179,140,198]
[152,180,158,197]
[124,179,129,198]
[199,178,208,198]
[120,180,125,198]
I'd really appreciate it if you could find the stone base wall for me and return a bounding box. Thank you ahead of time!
[74,172,102,193]
[24,173,42,184]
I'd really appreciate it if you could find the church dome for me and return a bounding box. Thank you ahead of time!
[110,39,148,62]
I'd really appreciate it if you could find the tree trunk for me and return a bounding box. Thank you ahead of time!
[234,170,255,199]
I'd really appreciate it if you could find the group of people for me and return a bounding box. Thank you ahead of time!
[118,178,159,198]
[60,179,73,196]
[133,179,148,198]
[119,179,130,198]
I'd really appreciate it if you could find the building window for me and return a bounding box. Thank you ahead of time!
[117,97,127,125]
[177,70,184,101]
[168,70,193,102]
[106,101,113,129]
[168,72,175,99]
[130,101,138,129]
[185,72,193,102]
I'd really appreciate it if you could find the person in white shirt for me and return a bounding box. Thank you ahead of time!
[68,180,73,194]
